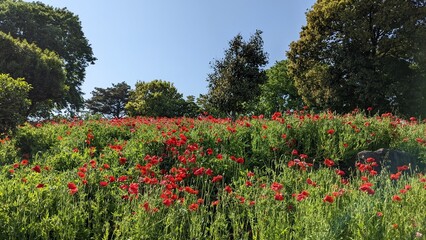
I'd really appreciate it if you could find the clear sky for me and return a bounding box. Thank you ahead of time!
[25,0,316,99]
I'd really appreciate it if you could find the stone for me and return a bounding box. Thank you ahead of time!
[357,148,419,174]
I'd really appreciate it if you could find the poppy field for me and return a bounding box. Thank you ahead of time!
[0,110,425,239]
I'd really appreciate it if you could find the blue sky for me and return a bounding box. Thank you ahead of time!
[25,0,316,99]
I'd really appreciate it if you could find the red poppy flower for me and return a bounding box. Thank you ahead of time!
[32,165,41,173]
[193,167,204,176]
[100,181,109,187]
[128,183,139,195]
[323,195,334,203]
[327,129,335,135]
[163,198,173,207]
[211,200,220,206]
[324,159,335,167]
[392,195,402,201]
[390,172,401,180]
[36,183,45,188]
[271,182,283,192]
[274,193,284,201]
[188,203,199,211]
[21,159,29,166]
[224,185,232,194]
[206,148,213,155]
[68,182,78,195]
[306,178,317,187]
[212,175,223,183]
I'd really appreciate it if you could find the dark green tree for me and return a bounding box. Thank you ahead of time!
[0,74,31,132]
[0,31,66,117]
[287,0,426,116]
[0,0,96,113]
[253,60,303,114]
[126,80,188,117]
[206,30,268,117]
[86,82,131,118]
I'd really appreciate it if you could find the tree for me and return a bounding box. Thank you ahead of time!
[86,82,131,118]
[253,60,303,114]
[287,0,426,116]
[206,30,268,117]
[0,0,96,113]
[0,31,66,117]
[126,80,188,117]
[0,74,31,132]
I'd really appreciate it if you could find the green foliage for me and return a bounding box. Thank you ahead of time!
[126,80,193,117]
[0,31,66,118]
[86,82,131,118]
[0,0,96,112]
[287,0,426,116]
[206,30,268,117]
[0,112,425,239]
[0,74,31,132]
[253,60,303,115]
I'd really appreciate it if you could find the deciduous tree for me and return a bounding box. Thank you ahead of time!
[0,0,96,113]
[126,80,188,117]
[254,60,303,114]
[0,31,66,117]
[287,0,426,116]
[0,74,31,132]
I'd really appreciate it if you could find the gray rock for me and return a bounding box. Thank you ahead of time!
[357,148,418,174]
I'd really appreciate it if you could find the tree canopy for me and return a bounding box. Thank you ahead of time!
[0,31,66,117]
[0,73,31,132]
[0,0,96,112]
[254,60,303,115]
[126,80,190,118]
[206,30,268,117]
[287,0,426,116]
[86,82,131,119]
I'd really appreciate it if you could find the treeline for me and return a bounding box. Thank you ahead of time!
[1,0,425,131]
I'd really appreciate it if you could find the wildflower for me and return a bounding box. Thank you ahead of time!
[21,159,29,166]
[271,182,283,192]
[397,165,409,172]
[206,148,213,155]
[32,165,41,173]
[306,178,317,187]
[390,172,402,180]
[68,182,78,195]
[376,212,383,217]
[193,167,204,176]
[212,175,223,183]
[323,195,334,203]
[327,129,335,135]
[274,193,284,201]
[335,169,345,176]
[36,183,45,188]
[163,198,173,207]
[119,157,127,165]
[245,181,253,187]
[224,185,232,194]
[100,181,109,187]
[188,203,199,211]
[324,158,335,167]
[247,171,255,178]
[211,200,220,206]
[128,183,139,195]
[392,195,402,201]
